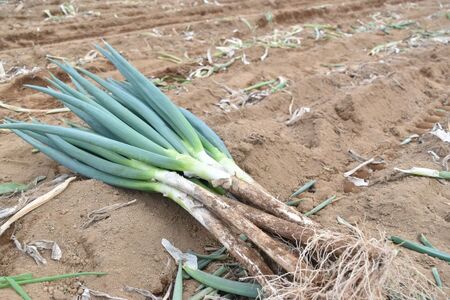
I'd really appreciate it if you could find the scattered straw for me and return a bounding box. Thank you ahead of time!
[216,77,287,111]
[81,199,137,228]
[285,97,310,126]
[0,100,69,114]
[0,65,41,84]
[0,177,76,236]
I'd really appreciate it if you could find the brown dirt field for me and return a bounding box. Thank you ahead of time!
[0,0,449,299]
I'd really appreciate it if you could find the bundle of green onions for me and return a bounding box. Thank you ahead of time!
[0,42,382,291]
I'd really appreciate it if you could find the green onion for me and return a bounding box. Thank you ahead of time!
[0,42,315,278]
[190,286,215,300]
[5,277,31,300]
[304,195,337,217]
[183,266,260,298]
[190,271,232,300]
[431,267,442,288]
[389,236,450,262]
[1,123,185,171]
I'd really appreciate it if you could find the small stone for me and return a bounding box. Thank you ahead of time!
[77,287,84,295]
[343,180,356,193]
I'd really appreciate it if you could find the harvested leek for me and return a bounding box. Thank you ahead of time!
[0,42,390,296]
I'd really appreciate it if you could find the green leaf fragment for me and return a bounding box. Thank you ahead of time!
[389,236,450,262]
[0,272,107,289]
[0,183,28,195]
[5,277,32,300]
[286,198,304,206]
[289,180,316,198]
[418,234,435,248]
[183,266,260,298]
[189,247,227,260]
[0,274,33,284]
[197,247,227,270]
[304,194,337,217]
[172,261,183,300]
[0,176,46,196]
[431,267,442,288]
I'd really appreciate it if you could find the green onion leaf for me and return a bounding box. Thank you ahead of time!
[0,123,184,171]
[76,67,189,154]
[49,62,174,151]
[47,134,156,180]
[418,234,435,248]
[431,267,442,288]
[183,266,260,298]
[8,129,160,192]
[25,84,170,156]
[4,277,32,300]
[180,108,231,159]
[0,272,107,289]
[389,236,450,262]
[173,261,183,300]
[0,274,33,284]
[304,195,337,217]
[0,182,28,196]
[97,42,203,154]
[290,180,316,198]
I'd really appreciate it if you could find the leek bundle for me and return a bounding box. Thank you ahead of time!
[1,42,389,296]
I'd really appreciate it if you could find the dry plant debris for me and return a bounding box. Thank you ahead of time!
[0,177,76,236]
[11,236,62,265]
[216,77,288,111]
[81,199,137,228]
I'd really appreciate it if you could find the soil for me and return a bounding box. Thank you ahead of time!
[0,0,449,299]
